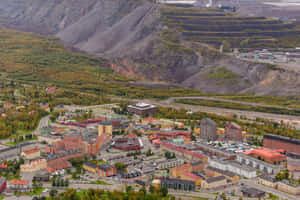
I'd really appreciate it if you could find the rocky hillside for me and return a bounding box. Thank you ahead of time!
[0,0,299,96]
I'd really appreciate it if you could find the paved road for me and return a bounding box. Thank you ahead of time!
[240,179,300,200]
[33,115,50,135]
[113,97,300,129]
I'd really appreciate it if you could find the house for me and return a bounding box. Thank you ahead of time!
[201,176,227,189]
[21,148,40,160]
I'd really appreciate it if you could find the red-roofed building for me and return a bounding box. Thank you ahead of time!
[21,148,40,160]
[244,148,286,163]
[126,133,137,138]
[160,142,208,163]
[0,164,7,170]
[142,117,158,125]
[45,87,56,93]
[0,179,6,193]
[170,164,192,178]
[7,180,29,193]
[181,171,203,186]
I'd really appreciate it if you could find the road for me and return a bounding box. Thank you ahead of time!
[112,96,300,129]
[33,115,50,135]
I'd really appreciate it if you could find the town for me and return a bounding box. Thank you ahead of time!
[0,92,299,200]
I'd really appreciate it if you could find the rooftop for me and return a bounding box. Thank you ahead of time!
[205,176,226,184]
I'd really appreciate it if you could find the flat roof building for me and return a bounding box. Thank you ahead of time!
[127,103,157,116]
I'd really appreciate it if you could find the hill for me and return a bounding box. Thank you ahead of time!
[0,0,299,96]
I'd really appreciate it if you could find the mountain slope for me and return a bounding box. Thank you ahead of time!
[0,0,299,96]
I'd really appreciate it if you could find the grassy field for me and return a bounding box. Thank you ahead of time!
[175,99,300,116]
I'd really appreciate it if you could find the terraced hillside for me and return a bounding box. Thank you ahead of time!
[162,7,300,48]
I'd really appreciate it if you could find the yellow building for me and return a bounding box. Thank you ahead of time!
[206,166,240,183]
[170,164,192,178]
[201,176,227,189]
[83,163,99,174]
[21,148,40,160]
[194,126,200,135]
[20,159,46,173]
[181,171,203,186]
[217,128,225,136]
[258,176,278,188]
[277,180,300,195]
[98,122,112,136]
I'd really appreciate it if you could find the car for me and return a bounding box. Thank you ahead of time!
[43,189,49,193]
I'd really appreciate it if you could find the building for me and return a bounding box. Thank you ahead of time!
[46,132,112,156]
[181,171,203,186]
[98,164,116,177]
[200,118,217,141]
[33,174,50,182]
[191,161,205,172]
[98,121,113,136]
[83,162,99,174]
[154,158,184,169]
[287,157,300,180]
[20,159,47,173]
[0,142,36,161]
[236,153,284,175]
[38,132,62,145]
[7,180,30,193]
[142,117,158,125]
[170,164,192,178]
[241,187,265,198]
[21,148,40,160]
[160,142,208,163]
[258,175,278,188]
[225,122,242,141]
[46,150,83,173]
[206,166,240,183]
[243,148,286,164]
[111,137,141,151]
[201,176,227,189]
[209,159,257,178]
[127,103,157,116]
[194,142,236,160]
[0,179,6,193]
[263,134,300,155]
[160,178,195,191]
[157,0,197,4]
[277,180,300,195]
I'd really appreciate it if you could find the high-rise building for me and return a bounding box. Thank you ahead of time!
[98,121,113,136]
[225,122,242,141]
[200,118,217,141]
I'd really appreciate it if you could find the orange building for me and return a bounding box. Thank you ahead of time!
[244,148,286,164]
[181,171,203,186]
[170,164,192,178]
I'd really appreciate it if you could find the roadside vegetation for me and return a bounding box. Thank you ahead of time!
[175,99,300,116]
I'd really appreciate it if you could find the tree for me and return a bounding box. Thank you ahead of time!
[126,186,133,193]
[50,189,58,198]
[149,185,155,194]
[160,186,168,197]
